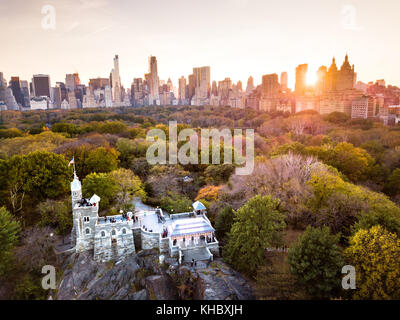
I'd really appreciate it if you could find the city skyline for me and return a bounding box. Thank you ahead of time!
[1,0,400,88]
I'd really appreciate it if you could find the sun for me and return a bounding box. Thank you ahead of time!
[306,71,317,85]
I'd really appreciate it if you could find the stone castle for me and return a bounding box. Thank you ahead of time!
[70,173,219,263]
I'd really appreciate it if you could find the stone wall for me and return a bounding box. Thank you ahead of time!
[93,221,135,262]
[207,241,220,257]
[159,237,169,254]
[141,230,160,250]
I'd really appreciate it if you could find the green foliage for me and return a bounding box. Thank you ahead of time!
[344,225,400,299]
[108,168,146,211]
[385,168,400,196]
[204,164,235,185]
[83,172,118,210]
[0,131,68,158]
[324,112,350,124]
[38,199,72,236]
[352,201,400,238]
[13,274,47,300]
[85,147,120,174]
[51,122,78,136]
[0,128,24,139]
[329,142,375,182]
[288,226,344,299]
[215,206,235,242]
[223,195,286,276]
[0,207,21,278]
[0,151,71,221]
[160,192,193,214]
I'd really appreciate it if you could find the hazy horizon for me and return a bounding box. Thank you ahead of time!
[1,0,399,89]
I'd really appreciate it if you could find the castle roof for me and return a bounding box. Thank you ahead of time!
[192,201,206,211]
[169,217,214,238]
[90,194,100,204]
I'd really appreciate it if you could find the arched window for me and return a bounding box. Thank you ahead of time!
[101,231,106,237]
[111,229,116,236]
[122,228,126,235]
[84,216,90,223]
[85,228,90,235]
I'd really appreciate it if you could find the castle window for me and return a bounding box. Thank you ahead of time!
[122,228,126,235]
[101,231,106,237]
[84,216,90,223]
[111,229,116,236]
[85,228,90,235]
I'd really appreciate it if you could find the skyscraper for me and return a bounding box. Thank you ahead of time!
[280,72,288,91]
[246,76,255,94]
[191,66,210,105]
[178,76,187,104]
[66,73,80,92]
[20,80,30,108]
[111,55,122,103]
[148,56,160,105]
[295,64,308,95]
[0,72,6,103]
[262,74,280,96]
[10,77,24,107]
[32,74,51,98]
[52,84,62,109]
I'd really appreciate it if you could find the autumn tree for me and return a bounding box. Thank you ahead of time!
[344,225,400,299]
[108,168,146,211]
[329,142,375,182]
[85,147,120,174]
[288,226,344,299]
[223,195,286,276]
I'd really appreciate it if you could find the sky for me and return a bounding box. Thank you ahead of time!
[1,0,400,89]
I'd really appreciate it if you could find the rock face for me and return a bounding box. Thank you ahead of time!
[56,249,254,300]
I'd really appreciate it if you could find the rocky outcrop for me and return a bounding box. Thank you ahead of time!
[145,275,178,300]
[56,249,253,300]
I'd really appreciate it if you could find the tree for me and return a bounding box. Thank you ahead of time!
[352,202,400,238]
[204,164,235,185]
[195,185,221,202]
[344,225,400,299]
[0,151,71,223]
[160,192,193,214]
[385,168,400,196]
[85,147,120,174]
[83,173,118,210]
[330,142,374,182]
[287,226,344,299]
[215,206,235,242]
[223,195,286,276]
[21,151,70,199]
[38,199,72,237]
[0,207,21,278]
[108,168,146,211]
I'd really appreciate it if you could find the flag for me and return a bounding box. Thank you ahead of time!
[68,157,74,167]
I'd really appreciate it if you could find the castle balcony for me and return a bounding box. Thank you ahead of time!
[97,214,131,226]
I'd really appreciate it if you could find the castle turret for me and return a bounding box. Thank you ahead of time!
[71,172,82,209]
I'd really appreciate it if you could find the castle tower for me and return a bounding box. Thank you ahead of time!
[71,172,82,209]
